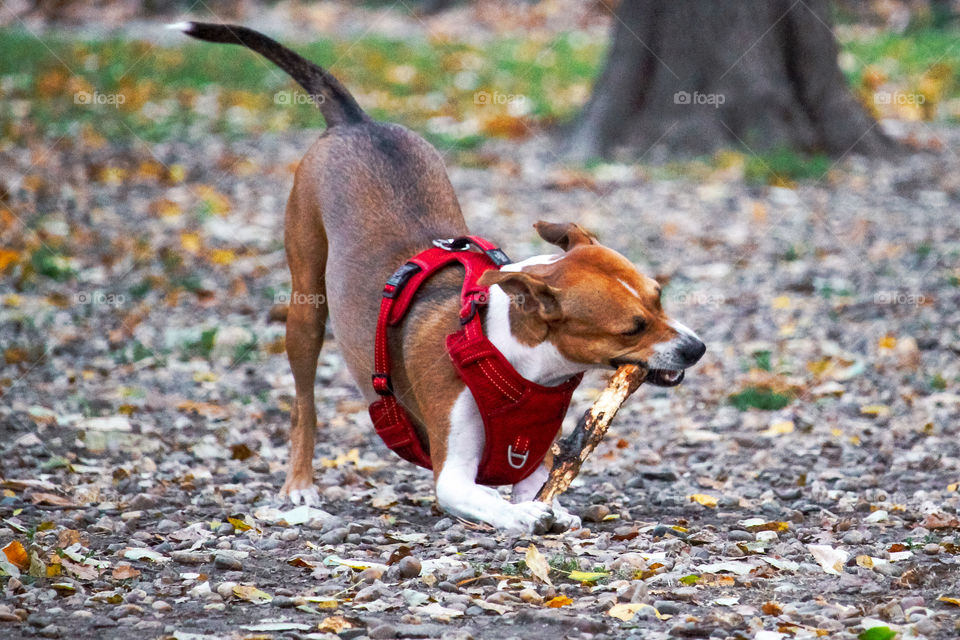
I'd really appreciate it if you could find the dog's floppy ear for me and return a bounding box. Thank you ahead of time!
[534,221,597,251]
[478,270,562,322]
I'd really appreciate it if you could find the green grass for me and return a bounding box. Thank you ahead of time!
[0,28,604,147]
[841,27,960,89]
[744,147,833,185]
[729,387,793,411]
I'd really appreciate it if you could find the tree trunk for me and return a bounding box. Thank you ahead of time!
[566,0,893,161]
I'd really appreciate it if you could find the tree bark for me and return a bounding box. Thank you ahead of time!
[565,0,893,161]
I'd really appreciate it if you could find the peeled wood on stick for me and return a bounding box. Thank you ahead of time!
[535,365,647,503]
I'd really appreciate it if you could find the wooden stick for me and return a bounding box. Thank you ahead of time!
[535,365,648,503]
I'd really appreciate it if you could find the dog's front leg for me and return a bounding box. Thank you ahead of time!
[435,390,555,533]
[512,464,581,531]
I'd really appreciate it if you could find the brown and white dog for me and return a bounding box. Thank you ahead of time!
[174,22,706,532]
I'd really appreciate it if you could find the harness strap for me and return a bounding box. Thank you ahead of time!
[369,236,509,469]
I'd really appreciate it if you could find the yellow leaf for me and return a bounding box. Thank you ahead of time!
[233,584,272,603]
[525,544,552,586]
[227,516,252,532]
[1,541,29,571]
[167,164,187,184]
[568,570,607,582]
[180,232,202,254]
[948,483,958,492]
[209,249,236,265]
[320,449,360,469]
[545,595,572,608]
[771,296,791,309]
[860,404,890,417]
[689,494,718,508]
[608,603,665,621]
[878,335,897,350]
[937,596,960,607]
[762,420,795,436]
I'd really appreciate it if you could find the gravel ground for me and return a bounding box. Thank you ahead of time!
[1,120,959,640]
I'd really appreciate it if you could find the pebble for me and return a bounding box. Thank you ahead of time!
[582,504,611,522]
[922,543,940,555]
[151,601,172,613]
[728,530,754,542]
[841,530,865,545]
[398,555,422,579]
[369,623,398,639]
[519,588,543,605]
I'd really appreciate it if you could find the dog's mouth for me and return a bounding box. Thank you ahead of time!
[609,359,686,387]
[647,368,685,387]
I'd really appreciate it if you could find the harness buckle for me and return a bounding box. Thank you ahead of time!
[384,262,422,298]
[432,237,472,252]
[371,373,393,396]
[484,248,512,266]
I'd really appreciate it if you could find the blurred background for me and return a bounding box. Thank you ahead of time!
[1,1,960,636]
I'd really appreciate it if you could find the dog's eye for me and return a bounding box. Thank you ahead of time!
[621,317,646,337]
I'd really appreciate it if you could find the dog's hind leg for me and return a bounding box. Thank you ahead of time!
[280,192,328,505]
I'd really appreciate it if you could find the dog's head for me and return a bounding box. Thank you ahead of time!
[478,221,705,386]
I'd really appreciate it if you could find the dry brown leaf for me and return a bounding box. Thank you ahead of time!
[318,616,352,633]
[30,492,75,507]
[525,544,552,586]
[112,564,141,580]
[922,512,960,529]
[762,601,783,616]
[233,584,273,604]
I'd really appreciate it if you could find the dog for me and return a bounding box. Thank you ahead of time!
[173,22,706,533]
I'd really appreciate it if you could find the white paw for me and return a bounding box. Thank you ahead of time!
[550,503,581,532]
[505,500,555,534]
[284,485,320,506]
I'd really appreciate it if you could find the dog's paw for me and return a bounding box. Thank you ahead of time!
[506,500,555,534]
[280,479,320,506]
[550,503,581,533]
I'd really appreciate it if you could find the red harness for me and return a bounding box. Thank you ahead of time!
[368,236,583,486]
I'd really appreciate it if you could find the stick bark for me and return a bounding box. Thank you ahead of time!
[535,365,648,503]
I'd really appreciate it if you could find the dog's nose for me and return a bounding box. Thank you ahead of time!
[678,337,706,366]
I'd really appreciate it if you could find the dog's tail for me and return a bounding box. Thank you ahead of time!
[168,21,368,127]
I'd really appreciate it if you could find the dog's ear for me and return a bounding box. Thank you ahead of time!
[478,270,562,322]
[534,221,597,251]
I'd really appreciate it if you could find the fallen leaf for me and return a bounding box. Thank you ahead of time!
[227,516,253,531]
[938,596,960,607]
[807,544,849,575]
[112,564,141,579]
[545,595,573,608]
[2,541,29,571]
[233,585,273,604]
[243,623,311,632]
[689,494,718,508]
[607,603,665,621]
[525,544,552,586]
[858,627,896,640]
[762,601,784,616]
[568,570,607,583]
[697,561,755,575]
[122,548,170,563]
[29,492,75,507]
[317,616,352,633]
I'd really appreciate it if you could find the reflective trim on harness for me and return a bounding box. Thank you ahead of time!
[368,236,583,486]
